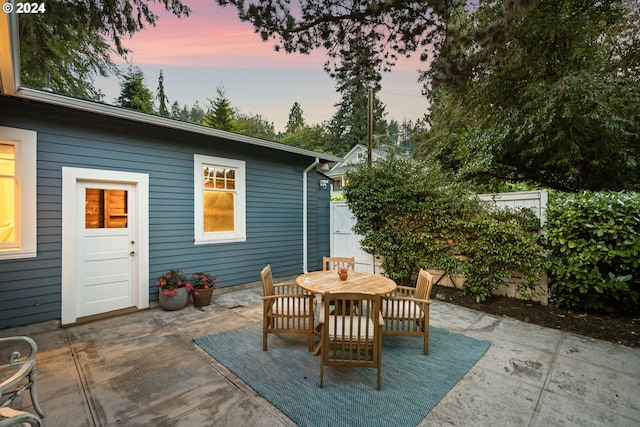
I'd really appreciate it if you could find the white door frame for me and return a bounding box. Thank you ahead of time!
[61,167,149,325]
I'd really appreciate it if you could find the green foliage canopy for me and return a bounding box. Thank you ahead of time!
[343,155,546,301]
[235,113,277,140]
[423,0,640,192]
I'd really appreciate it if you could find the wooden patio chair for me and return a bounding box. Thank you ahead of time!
[322,256,355,271]
[319,292,383,390]
[0,336,46,426]
[381,269,434,355]
[260,265,316,352]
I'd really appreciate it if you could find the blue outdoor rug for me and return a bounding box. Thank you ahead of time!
[194,323,490,427]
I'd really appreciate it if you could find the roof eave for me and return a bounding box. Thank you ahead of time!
[15,87,343,163]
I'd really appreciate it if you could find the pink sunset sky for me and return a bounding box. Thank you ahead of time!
[95,0,430,133]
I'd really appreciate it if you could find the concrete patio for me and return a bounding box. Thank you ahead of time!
[2,280,639,427]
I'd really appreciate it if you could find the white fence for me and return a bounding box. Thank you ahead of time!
[329,201,376,273]
[477,190,548,227]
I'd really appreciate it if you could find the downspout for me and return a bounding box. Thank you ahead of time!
[302,158,320,273]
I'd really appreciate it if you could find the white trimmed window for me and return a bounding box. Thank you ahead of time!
[0,126,37,259]
[194,154,246,244]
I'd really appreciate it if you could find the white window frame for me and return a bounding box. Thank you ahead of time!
[194,154,246,244]
[0,126,37,259]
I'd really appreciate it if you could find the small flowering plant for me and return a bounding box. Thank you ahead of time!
[188,272,220,296]
[156,269,191,296]
[338,262,355,273]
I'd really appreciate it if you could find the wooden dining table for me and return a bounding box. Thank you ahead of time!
[296,270,397,296]
[297,270,396,355]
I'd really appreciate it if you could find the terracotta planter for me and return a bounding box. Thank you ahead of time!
[338,270,348,281]
[192,287,214,307]
[158,287,189,311]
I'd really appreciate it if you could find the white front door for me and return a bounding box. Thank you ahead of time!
[76,182,136,317]
[61,168,149,325]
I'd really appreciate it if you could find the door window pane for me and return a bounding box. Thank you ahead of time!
[86,189,128,228]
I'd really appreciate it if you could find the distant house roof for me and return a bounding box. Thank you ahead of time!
[327,144,390,177]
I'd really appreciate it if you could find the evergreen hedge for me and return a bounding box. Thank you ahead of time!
[546,191,640,313]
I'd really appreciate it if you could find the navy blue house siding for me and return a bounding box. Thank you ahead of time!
[0,96,332,329]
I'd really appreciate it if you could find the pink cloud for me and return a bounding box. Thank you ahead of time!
[119,1,327,69]
[118,1,425,72]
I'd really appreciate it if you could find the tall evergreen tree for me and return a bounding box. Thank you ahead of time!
[115,66,154,114]
[170,101,182,120]
[285,102,306,134]
[189,101,205,124]
[327,36,387,156]
[156,70,170,118]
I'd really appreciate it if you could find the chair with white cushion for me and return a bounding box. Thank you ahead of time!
[381,269,433,355]
[319,292,383,390]
[260,265,316,351]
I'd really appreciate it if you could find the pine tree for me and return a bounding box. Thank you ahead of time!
[285,102,306,134]
[202,86,237,131]
[116,66,154,114]
[189,101,205,124]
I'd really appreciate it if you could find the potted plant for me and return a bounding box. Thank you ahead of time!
[338,263,354,281]
[188,272,220,307]
[156,269,191,311]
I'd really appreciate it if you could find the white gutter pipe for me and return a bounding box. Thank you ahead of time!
[303,158,320,273]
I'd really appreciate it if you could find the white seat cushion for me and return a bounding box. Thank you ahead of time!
[327,315,376,341]
[271,298,311,315]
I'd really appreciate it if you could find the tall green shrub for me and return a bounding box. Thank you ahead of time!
[344,155,546,301]
[546,191,640,312]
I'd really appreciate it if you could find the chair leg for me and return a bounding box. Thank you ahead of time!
[262,314,268,351]
[29,368,46,420]
[423,316,430,355]
[308,315,314,352]
[376,335,382,390]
